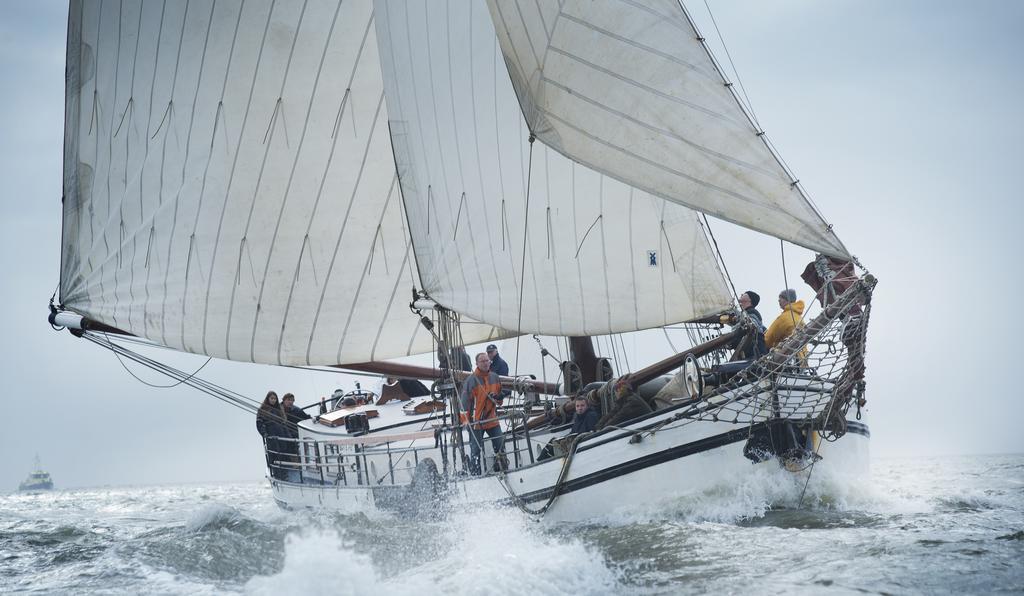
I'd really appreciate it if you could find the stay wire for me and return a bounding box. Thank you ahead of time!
[102,332,213,389]
[781,239,790,291]
[93,334,313,437]
[86,333,265,414]
[84,333,260,417]
[618,334,631,373]
[700,0,760,128]
[686,0,835,234]
[512,135,535,379]
[701,214,739,301]
[96,336,254,409]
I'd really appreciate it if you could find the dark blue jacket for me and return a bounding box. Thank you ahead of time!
[257,408,288,439]
[257,408,290,467]
[283,404,311,438]
[490,354,509,377]
[571,408,599,435]
[733,307,767,359]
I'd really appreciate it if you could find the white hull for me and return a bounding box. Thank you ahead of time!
[269,408,869,521]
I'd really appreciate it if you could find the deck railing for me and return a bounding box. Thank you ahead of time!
[261,410,548,487]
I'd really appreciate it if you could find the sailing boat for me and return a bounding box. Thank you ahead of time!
[19,456,54,492]
[52,0,874,519]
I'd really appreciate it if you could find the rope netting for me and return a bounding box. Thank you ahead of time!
[676,273,876,438]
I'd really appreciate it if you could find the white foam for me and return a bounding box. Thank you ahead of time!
[132,566,228,596]
[245,507,622,596]
[401,508,622,595]
[185,503,241,532]
[246,531,380,596]
[592,458,923,525]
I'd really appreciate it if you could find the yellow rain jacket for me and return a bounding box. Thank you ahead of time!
[764,300,806,350]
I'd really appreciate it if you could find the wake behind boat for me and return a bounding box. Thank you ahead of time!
[51,0,875,521]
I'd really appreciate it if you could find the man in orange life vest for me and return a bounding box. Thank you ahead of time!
[461,352,506,474]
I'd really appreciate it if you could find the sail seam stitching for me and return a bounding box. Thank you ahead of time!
[304,91,386,363]
[538,65,779,178]
[334,175,398,362]
[199,0,278,359]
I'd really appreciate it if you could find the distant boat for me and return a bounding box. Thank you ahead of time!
[19,456,54,492]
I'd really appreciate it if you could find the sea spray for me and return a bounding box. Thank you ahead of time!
[1,457,1021,594]
[246,506,623,595]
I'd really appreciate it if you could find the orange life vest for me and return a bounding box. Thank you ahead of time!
[462,369,503,430]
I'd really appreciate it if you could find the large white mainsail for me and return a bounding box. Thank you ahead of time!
[485,0,850,258]
[61,0,737,366]
[375,0,733,337]
[60,0,513,366]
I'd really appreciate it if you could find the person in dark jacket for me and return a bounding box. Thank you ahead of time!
[538,396,600,461]
[730,290,767,360]
[280,393,311,483]
[281,393,312,429]
[256,391,289,480]
[570,396,599,434]
[486,344,510,377]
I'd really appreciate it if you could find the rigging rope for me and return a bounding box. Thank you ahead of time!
[700,214,739,302]
[83,332,262,417]
[512,135,536,379]
[780,239,790,291]
[644,275,874,442]
[699,0,760,128]
[617,333,631,373]
[103,333,214,389]
[681,0,834,231]
[497,433,583,516]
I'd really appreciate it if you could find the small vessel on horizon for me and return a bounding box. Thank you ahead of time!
[19,456,54,493]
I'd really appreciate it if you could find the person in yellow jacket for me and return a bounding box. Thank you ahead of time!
[460,352,506,474]
[764,289,806,350]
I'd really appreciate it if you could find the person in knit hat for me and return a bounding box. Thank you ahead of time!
[765,289,806,350]
[731,290,767,359]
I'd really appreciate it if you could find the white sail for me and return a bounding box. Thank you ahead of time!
[485,0,850,258]
[60,0,508,366]
[374,0,734,337]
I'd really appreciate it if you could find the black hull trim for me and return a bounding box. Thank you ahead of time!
[506,420,869,506]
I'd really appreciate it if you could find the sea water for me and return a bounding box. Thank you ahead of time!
[1,454,1021,594]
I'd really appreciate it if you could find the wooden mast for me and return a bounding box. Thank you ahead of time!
[568,336,600,386]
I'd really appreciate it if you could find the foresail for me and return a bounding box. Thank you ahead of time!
[374,0,734,336]
[60,0,505,366]
[485,0,851,258]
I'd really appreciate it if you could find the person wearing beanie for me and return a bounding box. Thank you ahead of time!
[733,291,767,359]
[765,289,806,350]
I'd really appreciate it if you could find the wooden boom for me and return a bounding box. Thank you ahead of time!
[337,361,561,396]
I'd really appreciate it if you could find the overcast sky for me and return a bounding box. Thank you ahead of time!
[1,0,1022,490]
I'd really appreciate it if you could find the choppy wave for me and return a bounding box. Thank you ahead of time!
[1,456,1022,594]
[247,510,622,596]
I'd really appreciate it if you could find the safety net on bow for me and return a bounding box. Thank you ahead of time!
[620,267,877,445]
[680,273,876,439]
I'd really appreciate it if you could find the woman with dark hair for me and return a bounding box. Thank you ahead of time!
[256,391,289,480]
